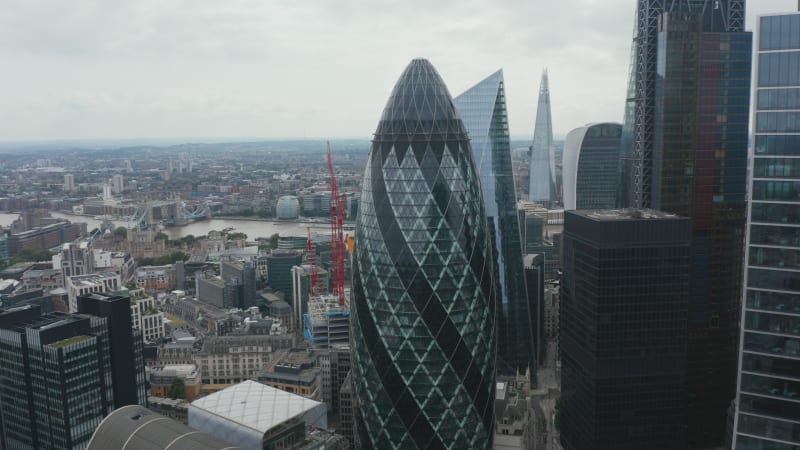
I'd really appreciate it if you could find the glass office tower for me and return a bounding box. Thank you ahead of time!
[351,58,497,449]
[654,8,752,447]
[563,122,623,210]
[560,209,690,450]
[732,12,800,449]
[454,70,533,374]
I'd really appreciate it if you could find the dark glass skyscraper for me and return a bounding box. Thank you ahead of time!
[621,2,751,447]
[622,0,745,209]
[0,300,146,449]
[560,209,691,450]
[655,8,751,447]
[732,12,800,449]
[454,70,533,374]
[351,58,496,449]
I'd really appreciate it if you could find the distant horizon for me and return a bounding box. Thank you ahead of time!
[2,2,789,141]
[0,135,557,150]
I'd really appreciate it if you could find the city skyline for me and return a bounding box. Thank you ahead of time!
[0,1,794,142]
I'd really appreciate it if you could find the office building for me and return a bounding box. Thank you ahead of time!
[563,123,623,210]
[7,221,84,257]
[351,58,497,449]
[221,258,257,308]
[529,69,556,204]
[523,253,545,365]
[196,334,296,384]
[129,292,165,343]
[560,209,690,450]
[621,2,750,445]
[54,240,95,284]
[149,364,202,402]
[135,264,180,292]
[621,0,745,209]
[267,250,302,301]
[77,292,148,407]
[189,380,327,450]
[292,264,329,331]
[658,5,751,446]
[0,302,146,449]
[731,11,800,449]
[455,69,533,374]
[258,348,322,400]
[65,271,121,313]
[338,371,356,449]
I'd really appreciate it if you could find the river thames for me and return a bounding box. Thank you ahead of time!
[0,212,335,240]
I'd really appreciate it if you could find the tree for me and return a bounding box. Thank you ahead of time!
[270,233,280,249]
[113,226,127,239]
[11,248,53,264]
[168,377,185,400]
[154,232,169,242]
[227,232,247,241]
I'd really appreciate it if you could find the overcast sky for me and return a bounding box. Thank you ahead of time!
[0,0,796,141]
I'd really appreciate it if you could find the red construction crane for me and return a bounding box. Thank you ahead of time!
[327,141,347,305]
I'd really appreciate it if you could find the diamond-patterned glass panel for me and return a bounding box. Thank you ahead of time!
[352,59,497,450]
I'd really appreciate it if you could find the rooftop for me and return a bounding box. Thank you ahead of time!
[571,208,681,221]
[189,380,324,433]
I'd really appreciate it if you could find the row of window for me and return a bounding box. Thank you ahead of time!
[758,51,800,87]
[757,111,800,133]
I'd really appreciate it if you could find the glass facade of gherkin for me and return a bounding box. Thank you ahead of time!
[454,70,534,375]
[351,58,497,449]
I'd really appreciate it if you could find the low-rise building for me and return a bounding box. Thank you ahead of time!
[136,264,182,293]
[494,370,535,450]
[196,334,296,385]
[149,364,202,402]
[258,348,321,400]
[189,380,328,450]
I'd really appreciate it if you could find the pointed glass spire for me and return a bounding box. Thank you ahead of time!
[528,69,555,204]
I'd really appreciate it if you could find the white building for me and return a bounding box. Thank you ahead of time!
[65,272,121,313]
[189,380,327,450]
[129,290,166,343]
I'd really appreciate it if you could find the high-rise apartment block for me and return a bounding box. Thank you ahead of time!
[351,59,497,449]
[732,11,800,449]
[454,70,533,374]
[560,209,691,450]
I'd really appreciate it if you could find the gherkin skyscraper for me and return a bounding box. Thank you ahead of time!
[351,58,497,449]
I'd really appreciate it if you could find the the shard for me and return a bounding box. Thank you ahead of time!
[454,70,535,374]
[528,69,556,204]
[351,58,497,449]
